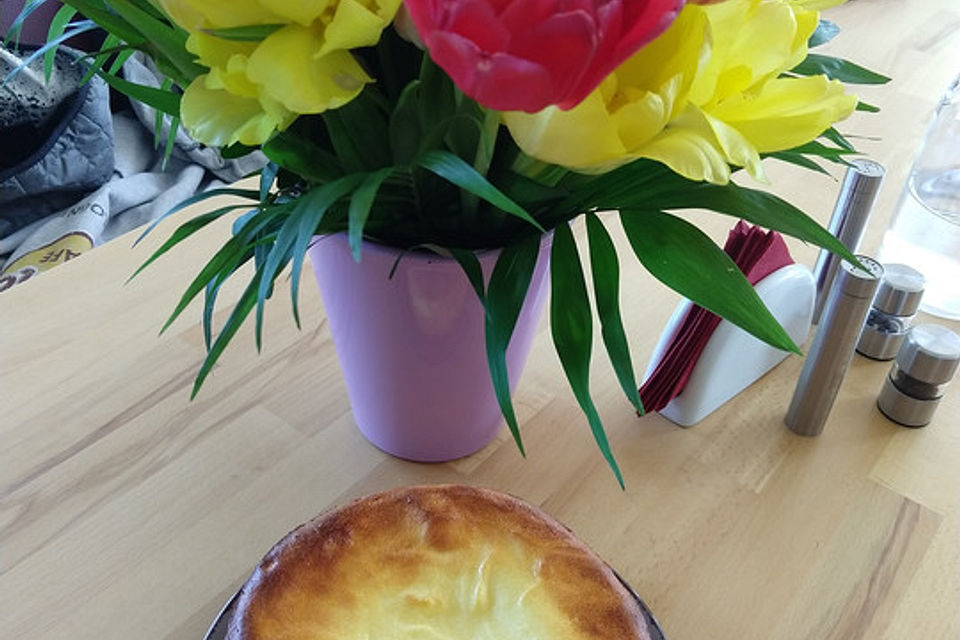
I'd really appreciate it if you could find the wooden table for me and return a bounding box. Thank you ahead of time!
[3,2,959,638]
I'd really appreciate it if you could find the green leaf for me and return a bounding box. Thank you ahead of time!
[781,140,858,161]
[808,19,840,48]
[263,131,344,182]
[2,20,97,85]
[202,279,222,351]
[201,24,284,41]
[349,168,393,262]
[484,234,541,455]
[44,5,78,81]
[585,213,643,413]
[856,100,880,113]
[53,0,147,48]
[106,47,136,76]
[821,127,856,151]
[286,174,366,329]
[419,55,457,128]
[417,150,544,232]
[96,71,182,117]
[161,232,258,335]
[260,162,278,202]
[192,269,264,398]
[154,77,173,149]
[620,210,800,355]
[134,187,260,246]
[161,114,179,170]
[106,0,203,84]
[550,222,624,488]
[450,249,485,301]
[792,53,891,85]
[4,0,53,46]
[323,89,392,172]
[767,151,830,175]
[643,179,859,267]
[389,81,423,165]
[129,204,252,281]
[221,142,259,160]
[79,33,122,85]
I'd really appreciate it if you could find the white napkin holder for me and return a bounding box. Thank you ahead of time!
[642,263,815,427]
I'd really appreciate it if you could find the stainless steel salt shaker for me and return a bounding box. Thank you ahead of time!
[856,263,925,360]
[812,159,885,324]
[877,324,960,427]
[786,256,883,436]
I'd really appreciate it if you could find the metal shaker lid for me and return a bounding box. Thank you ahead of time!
[835,159,885,228]
[873,263,925,315]
[895,324,960,384]
[838,256,883,298]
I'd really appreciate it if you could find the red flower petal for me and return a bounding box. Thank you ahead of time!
[404,0,686,112]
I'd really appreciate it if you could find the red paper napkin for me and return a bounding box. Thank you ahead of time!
[639,221,794,414]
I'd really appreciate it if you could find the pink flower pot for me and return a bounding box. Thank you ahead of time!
[308,234,551,462]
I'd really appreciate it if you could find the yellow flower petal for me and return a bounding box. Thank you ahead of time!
[316,0,402,57]
[503,93,627,170]
[711,75,856,151]
[246,24,371,114]
[181,76,291,146]
[201,0,283,28]
[265,0,333,26]
[639,125,732,185]
[186,31,257,69]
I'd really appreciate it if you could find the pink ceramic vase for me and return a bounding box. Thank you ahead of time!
[308,234,551,462]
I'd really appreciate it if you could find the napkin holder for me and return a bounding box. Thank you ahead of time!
[643,263,815,427]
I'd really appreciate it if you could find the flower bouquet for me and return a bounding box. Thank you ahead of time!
[8,0,888,483]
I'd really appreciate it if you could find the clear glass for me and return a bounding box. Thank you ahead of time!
[878,75,960,320]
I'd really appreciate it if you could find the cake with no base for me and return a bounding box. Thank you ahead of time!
[227,484,653,640]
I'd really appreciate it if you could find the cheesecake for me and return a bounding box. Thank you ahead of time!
[227,484,652,640]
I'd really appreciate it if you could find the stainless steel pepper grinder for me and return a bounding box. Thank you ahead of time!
[812,159,885,324]
[786,256,883,436]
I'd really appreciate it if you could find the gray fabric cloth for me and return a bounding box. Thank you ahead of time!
[0,51,268,294]
[122,53,268,184]
[1,111,222,292]
[0,45,115,237]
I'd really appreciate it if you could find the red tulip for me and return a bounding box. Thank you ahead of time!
[402,0,686,112]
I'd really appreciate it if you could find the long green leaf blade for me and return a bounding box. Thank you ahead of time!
[808,19,839,48]
[585,213,642,413]
[418,150,544,232]
[192,270,263,398]
[134,187,260,245]
[129,204,251,281]
[79,33,122,85]
[348,168,393,262]
[96,71,181,117]
[44,5,77,81]
[550,222,624,488]
[287,174,366,328]
[5,0,53,46]
[201,24,283,41]
[106,0,202,83]
[620,210,800,354]
[2,21,97,85]
[484,234,540,455]
[450,249,485,302]
[645,180,859,266]
[792,53,891,85]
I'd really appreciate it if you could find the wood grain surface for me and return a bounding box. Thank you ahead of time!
[2,2,959,638]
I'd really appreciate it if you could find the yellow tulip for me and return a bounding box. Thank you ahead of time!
[504,0,856,184]
[157,0,402,146]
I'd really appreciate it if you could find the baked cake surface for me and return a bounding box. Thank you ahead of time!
[227,484,651,640]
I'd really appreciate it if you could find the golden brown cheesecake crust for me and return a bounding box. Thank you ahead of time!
[227,484,651,640]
